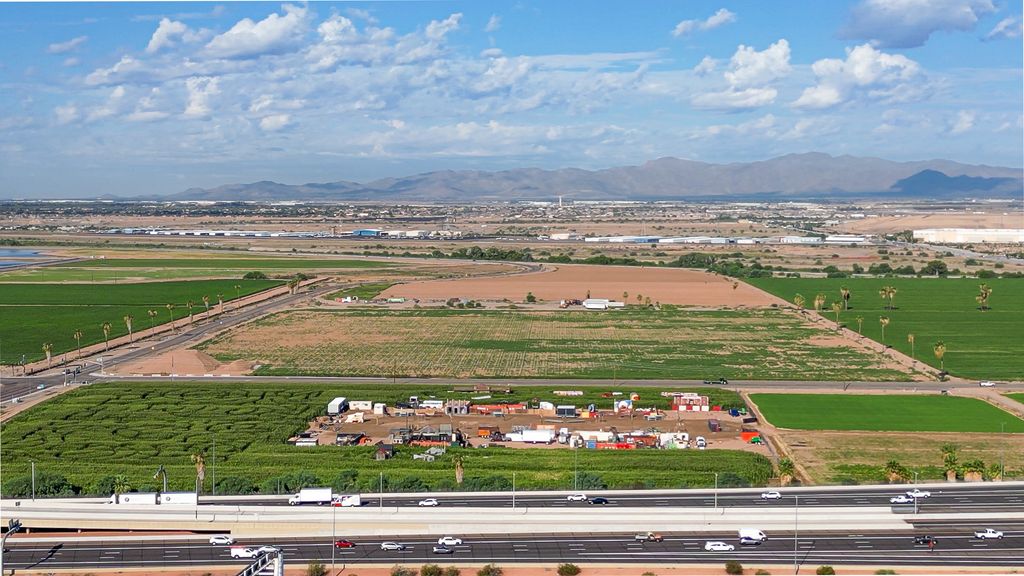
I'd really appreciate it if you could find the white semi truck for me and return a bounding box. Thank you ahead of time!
[332,494,362,507]
[109,492,160,505]
[288,487,333,505]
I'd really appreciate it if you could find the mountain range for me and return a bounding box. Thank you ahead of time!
[168,153,1023,202]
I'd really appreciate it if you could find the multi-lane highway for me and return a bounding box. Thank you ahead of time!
[4,530,1023,570]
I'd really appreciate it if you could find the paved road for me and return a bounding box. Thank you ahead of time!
[4,529,1022,570]
[229,484,1024,513]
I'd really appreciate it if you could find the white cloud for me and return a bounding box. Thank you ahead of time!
[146,18,206,53]
[693,56,716,76]
[62,57,80,67]
[54,104,79,125]
[259,114,291,131]
[485,14,501,33]
[985,16,1023,40]
[345,7,377,25]
[793,44,922,109]
[691,39,790,110]
[425,13,462,41]
[841,0,996,48]
[127,88,171,122]
[84,56,146,86]
[86,85,127,122]
[205,3,309,59]
[949,110,975,134]
[695,114,777,139]
[672,8,737,37]
[184,76,219,118]
[47,36,87,54]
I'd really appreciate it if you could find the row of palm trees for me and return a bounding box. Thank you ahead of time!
[886,444,1002,484]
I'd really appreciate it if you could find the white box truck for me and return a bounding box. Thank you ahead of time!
[522,429,555,444]
[109,492,159,505]
[289,487,333,505]
[159,492,199,505]
[327,397,348,415]
[332,494,362,507]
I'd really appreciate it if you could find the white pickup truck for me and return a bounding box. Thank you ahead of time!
[634,532,664,543]
[974,528,1003,540]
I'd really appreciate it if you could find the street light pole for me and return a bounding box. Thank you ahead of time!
[573,447,578,491]
[379,472,384,509]
[793,493,799,575]
[714,472,718,511]
[31,461,36,501]
[331,503,336,570]
[512,472,516,509]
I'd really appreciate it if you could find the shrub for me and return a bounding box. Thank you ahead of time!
[756,571,772,575]
[307,563,327,576]
[725,561,743,575]
[816,567,836,575]
[642,573,658,576]
[874,571,897,575]
[421,565,443,576]
[243,271,268,279]
[391,567,416,576]
[216,476,257,495]
[477,565,503,576]
[2,471,80,498]
[558,564,582,576]
[525,292,536,303]
[443,568,461,576]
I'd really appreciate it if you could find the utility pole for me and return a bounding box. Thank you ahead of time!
[1001,422,1006,480]
[714,472,718,511]
[512,472,516,509]
[331,503,336,570]
[212,436,216,496]
[573,447,579,491]
[31,461,36,501]
[379,472,384,509]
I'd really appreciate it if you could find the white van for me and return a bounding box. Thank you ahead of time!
[230,546,258,559]
[738,528,767,542]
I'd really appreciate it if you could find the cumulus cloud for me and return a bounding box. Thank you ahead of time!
[793,44,922,109]
[205,3,310,59]
[184,76,219,118]
[54,104,79,125]
[694,114,777,139]
[425,13,462,41]
[259,113,291,131]
[86,85,127,122]
[47,36,87,54]
[840,0,996,48]
[692,39,790,110]
[985,16,1023,40]
[672,8,736,37]
[693,56,716,76]
[127,88,171,122]
[949,110,975,134]
[485,14,501,33]
[63,57,80,67]
[146,18,206,53]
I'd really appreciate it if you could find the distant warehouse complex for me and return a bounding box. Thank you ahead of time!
[913,228,1024,244]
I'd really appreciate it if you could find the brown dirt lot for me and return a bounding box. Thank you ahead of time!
[381,264,784,307]
[837,212,1024,234]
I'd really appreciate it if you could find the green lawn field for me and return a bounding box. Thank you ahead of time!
[751,393,1024,432]
[324,282,395,301]
[0,279,280,364]
[199,308,913,381]
[0,382,771,497]
[1008,393,1024,404]
[55,258,392,269]
[746,277,1024,380]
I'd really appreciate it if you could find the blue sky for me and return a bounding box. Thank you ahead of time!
[1,1,1021,198]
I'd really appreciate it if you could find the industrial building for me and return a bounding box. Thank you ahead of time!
[912,228,1024,244]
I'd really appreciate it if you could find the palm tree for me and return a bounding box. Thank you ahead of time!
[884,460,909,484]
[191,452,207,494]
[113,474,132,495]
[42,342,53,369]
[813,293,826,312]
[452,454,465,486]
[73,329,84,359]
[622,291,628,303]
[855,316,864,335]
[933,341,947,372]
[840,286,851,310]
[147,309,158,333]
[234,284,242,309]
[878,316,890,345]
[165,304,176,332]
[202,295,211,319]
[124,314,134,344]
[830,302,842,325]
[644,296,652,307]
[778,458,796,486]
[186,300,195,324]
[976,283,993,311]
[286,278,300,295]
[636,293,642,305]
[907,333,916,360]
[941,443,959,481]
[879,285,897,310]
[793,294,806,310]
[101,322,112,352]
[216,293,224,313]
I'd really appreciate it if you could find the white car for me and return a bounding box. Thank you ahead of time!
[230,547,258,559]
[254,546,279,555]
[979,380,996,387]
[566,493,588,502]
[418,498,439,507]
[704,541,735,552]
[890,495,914,504]
[437,536,463,546]
[974,528,1004,540]
[380,541,407,551]
[906,489,931,499]
[209,535,235,545]
[760,491,782,500]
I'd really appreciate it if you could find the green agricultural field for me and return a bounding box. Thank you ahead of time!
[199,308,914,380]
[751,393,1024,433]
[325,282,395,301]
[55,258,392,269]
[0,382,771,497]
[1008,393,1024,404]
[746,277,1024,380]
[0,279,280,364]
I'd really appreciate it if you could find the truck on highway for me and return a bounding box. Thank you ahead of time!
[332,494,362,507]
[738,528,767,542]
[109,492,160,505]
[288,487,333,506]
[634,532,664,543]
[159,492,199,505]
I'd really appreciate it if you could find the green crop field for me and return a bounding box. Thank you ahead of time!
[55,258,392,269]
[325,282,395,301]
[746,277,1024,380]
[0,279,280,364]
[751,393,1024,432]
[199,308,913,381]
[1008,393,1024,404]
[0,382,771,497]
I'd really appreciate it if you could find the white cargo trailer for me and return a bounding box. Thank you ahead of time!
[160,492,199,505]
[289,487,333,505]
[109,492,159,505]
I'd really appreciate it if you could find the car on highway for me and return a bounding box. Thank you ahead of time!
[913,535,937,545]
[703,378,729,385]
[760,491,782,500]
[566,493,588,502]
[906,489,931,499]
[590,497,609,505]
[432,545,455,554]
[979,380,997,387]
[380,542,407,551]
[209,535,234,545]
[333,539,356,548]
[36,384,45,390]
[230,547,258,559]
[418,498,440,507]
[890,494,915,504]
[437,536,463,546]
[255,546,280,555]
[974,528,1004,540]
[739,536,764,546]
[634,532,664,543]
[704,541,735,552]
